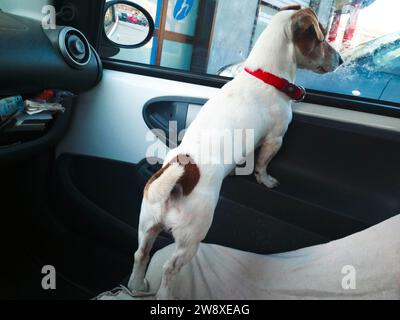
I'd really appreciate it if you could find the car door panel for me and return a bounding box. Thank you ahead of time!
[55,69,400,256]
[54,153,329,255]
[57,70,217,163]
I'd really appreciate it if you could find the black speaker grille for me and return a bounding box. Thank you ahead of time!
[58,27,91,69]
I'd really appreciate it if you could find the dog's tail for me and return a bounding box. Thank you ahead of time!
[145,163,185,204]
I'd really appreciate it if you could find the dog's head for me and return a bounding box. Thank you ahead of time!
[283,5,343,73]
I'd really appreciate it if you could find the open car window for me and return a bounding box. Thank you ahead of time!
[101,0,400,105]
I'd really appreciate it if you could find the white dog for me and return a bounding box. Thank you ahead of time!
[128,5,343,299]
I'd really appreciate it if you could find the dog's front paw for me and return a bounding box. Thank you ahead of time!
[255,172,279,188]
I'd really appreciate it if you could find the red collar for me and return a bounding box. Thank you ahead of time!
[244,68,306,102]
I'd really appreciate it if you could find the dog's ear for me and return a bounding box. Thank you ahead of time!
[291,8,325,42]
[280,4,301,11]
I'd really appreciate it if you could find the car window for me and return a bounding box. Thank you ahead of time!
[101,0,400,105]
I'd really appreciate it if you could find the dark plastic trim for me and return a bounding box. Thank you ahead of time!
[0,11,101,96]
[0,97,75,165]
[55,154,173,253]
[102,58,228,87]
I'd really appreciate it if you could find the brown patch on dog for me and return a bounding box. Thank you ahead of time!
[280,4,301,11]
[171,154,200,196]
[144,154,200,199]
[291,8,325,57]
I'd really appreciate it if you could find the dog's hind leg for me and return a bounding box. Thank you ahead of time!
[155,236,200,300]
[128,203,162,293]
[155,199,216,300]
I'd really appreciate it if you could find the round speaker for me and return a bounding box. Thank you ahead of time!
[58,27,91,69]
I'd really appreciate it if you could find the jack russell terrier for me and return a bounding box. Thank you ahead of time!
[128,5,343,299]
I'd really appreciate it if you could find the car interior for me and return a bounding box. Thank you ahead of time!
[0,0,399,300]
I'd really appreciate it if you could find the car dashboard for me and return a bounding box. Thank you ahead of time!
[0,10,102,164]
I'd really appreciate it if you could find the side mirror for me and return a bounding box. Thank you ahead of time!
[103,0,155,48]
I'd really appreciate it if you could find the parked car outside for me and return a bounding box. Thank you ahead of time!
[118,12,128,22]
[128,15,138,24]
[137,16,148,27]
